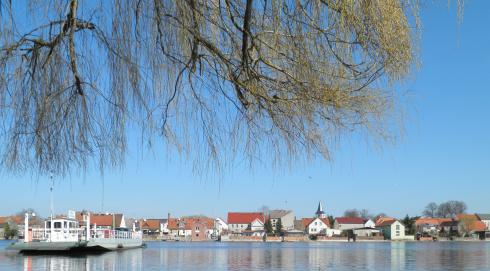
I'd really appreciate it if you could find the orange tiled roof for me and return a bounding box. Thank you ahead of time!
[167,217,215,230]
[76,212,123,227]
[471,221,487,232]
[227,212,264,224]
[140,219,163,230]
[0,215,23,225]
[415,218,452,226]
[455,214,478,221]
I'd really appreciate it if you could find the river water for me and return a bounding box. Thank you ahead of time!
[1,240,490,270]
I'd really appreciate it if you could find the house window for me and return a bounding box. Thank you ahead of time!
[396,225,400,230]
[54,222,62,228]
[396,231,400,236]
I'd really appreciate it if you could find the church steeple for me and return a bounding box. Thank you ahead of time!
[315,201,326,218]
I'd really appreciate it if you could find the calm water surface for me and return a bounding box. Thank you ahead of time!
[1,240,489,270]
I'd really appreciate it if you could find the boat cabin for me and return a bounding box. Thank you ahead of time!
[44,218,81,242]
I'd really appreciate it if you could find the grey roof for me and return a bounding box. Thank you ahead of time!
[269,210,292,219]
[476,214,490,220]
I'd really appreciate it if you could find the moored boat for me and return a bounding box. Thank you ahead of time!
[8,212,143,253]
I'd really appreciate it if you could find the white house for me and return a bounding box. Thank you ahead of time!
[227,212,265,234]
[214,218,228,236]
[364,219,376,228]
[377,220,411,240]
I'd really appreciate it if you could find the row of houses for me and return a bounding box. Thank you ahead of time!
[2,202,490,241]
[224,202,411,240]
[415,214,490,239]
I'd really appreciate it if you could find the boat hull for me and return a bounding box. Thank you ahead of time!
[7,238,143,254]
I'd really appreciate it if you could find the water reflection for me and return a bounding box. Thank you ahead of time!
[1,241,490,271]
[14,249,142,271]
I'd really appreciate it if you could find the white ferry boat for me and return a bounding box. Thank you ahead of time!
[8,212,143,253]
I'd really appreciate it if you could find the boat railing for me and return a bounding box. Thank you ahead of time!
[93,229,142,240]
[29,228,141,241]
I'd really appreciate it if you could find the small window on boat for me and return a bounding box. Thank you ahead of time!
[46,222,51,228]
[64,222,67,228]
[54,222,62,228]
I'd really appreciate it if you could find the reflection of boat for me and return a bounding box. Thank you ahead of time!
[8,212,143,253]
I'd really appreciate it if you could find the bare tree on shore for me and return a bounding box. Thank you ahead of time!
[0,1,463,176]
[423,202,438,217]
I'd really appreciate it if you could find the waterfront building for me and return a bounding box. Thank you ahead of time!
[268,210,295,231]
[227,212,265,235]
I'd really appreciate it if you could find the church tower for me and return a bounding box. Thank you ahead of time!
[315,201,326,218]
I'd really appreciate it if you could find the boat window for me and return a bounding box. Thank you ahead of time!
[46,221,51,228]
[54,222,62,228]
[64,221,67,228]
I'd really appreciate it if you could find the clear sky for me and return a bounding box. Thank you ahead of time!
[1,2,489,220]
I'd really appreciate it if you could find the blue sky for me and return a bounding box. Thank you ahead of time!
[1,2,489,220]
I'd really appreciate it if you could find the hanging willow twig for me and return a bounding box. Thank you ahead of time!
[0,0,462,176]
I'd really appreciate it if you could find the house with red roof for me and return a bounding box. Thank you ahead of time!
[227,212,265,234]
[167,216,216,240]
[303,217,333,236]
[415,217,452,236]
[75,212,126,229]
[456,214,488,239]
[294,202,340,237]
[139,219,167,235]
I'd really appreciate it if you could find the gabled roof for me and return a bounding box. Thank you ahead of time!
[76,212,124,227]
[476,213,490,220]
[335,217,365,225]
[167,217,215,230]
[227,212,264,224]
[303,217,330,228]
[140,219,166,230]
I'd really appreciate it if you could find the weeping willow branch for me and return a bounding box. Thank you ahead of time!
[0,0,463,176]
